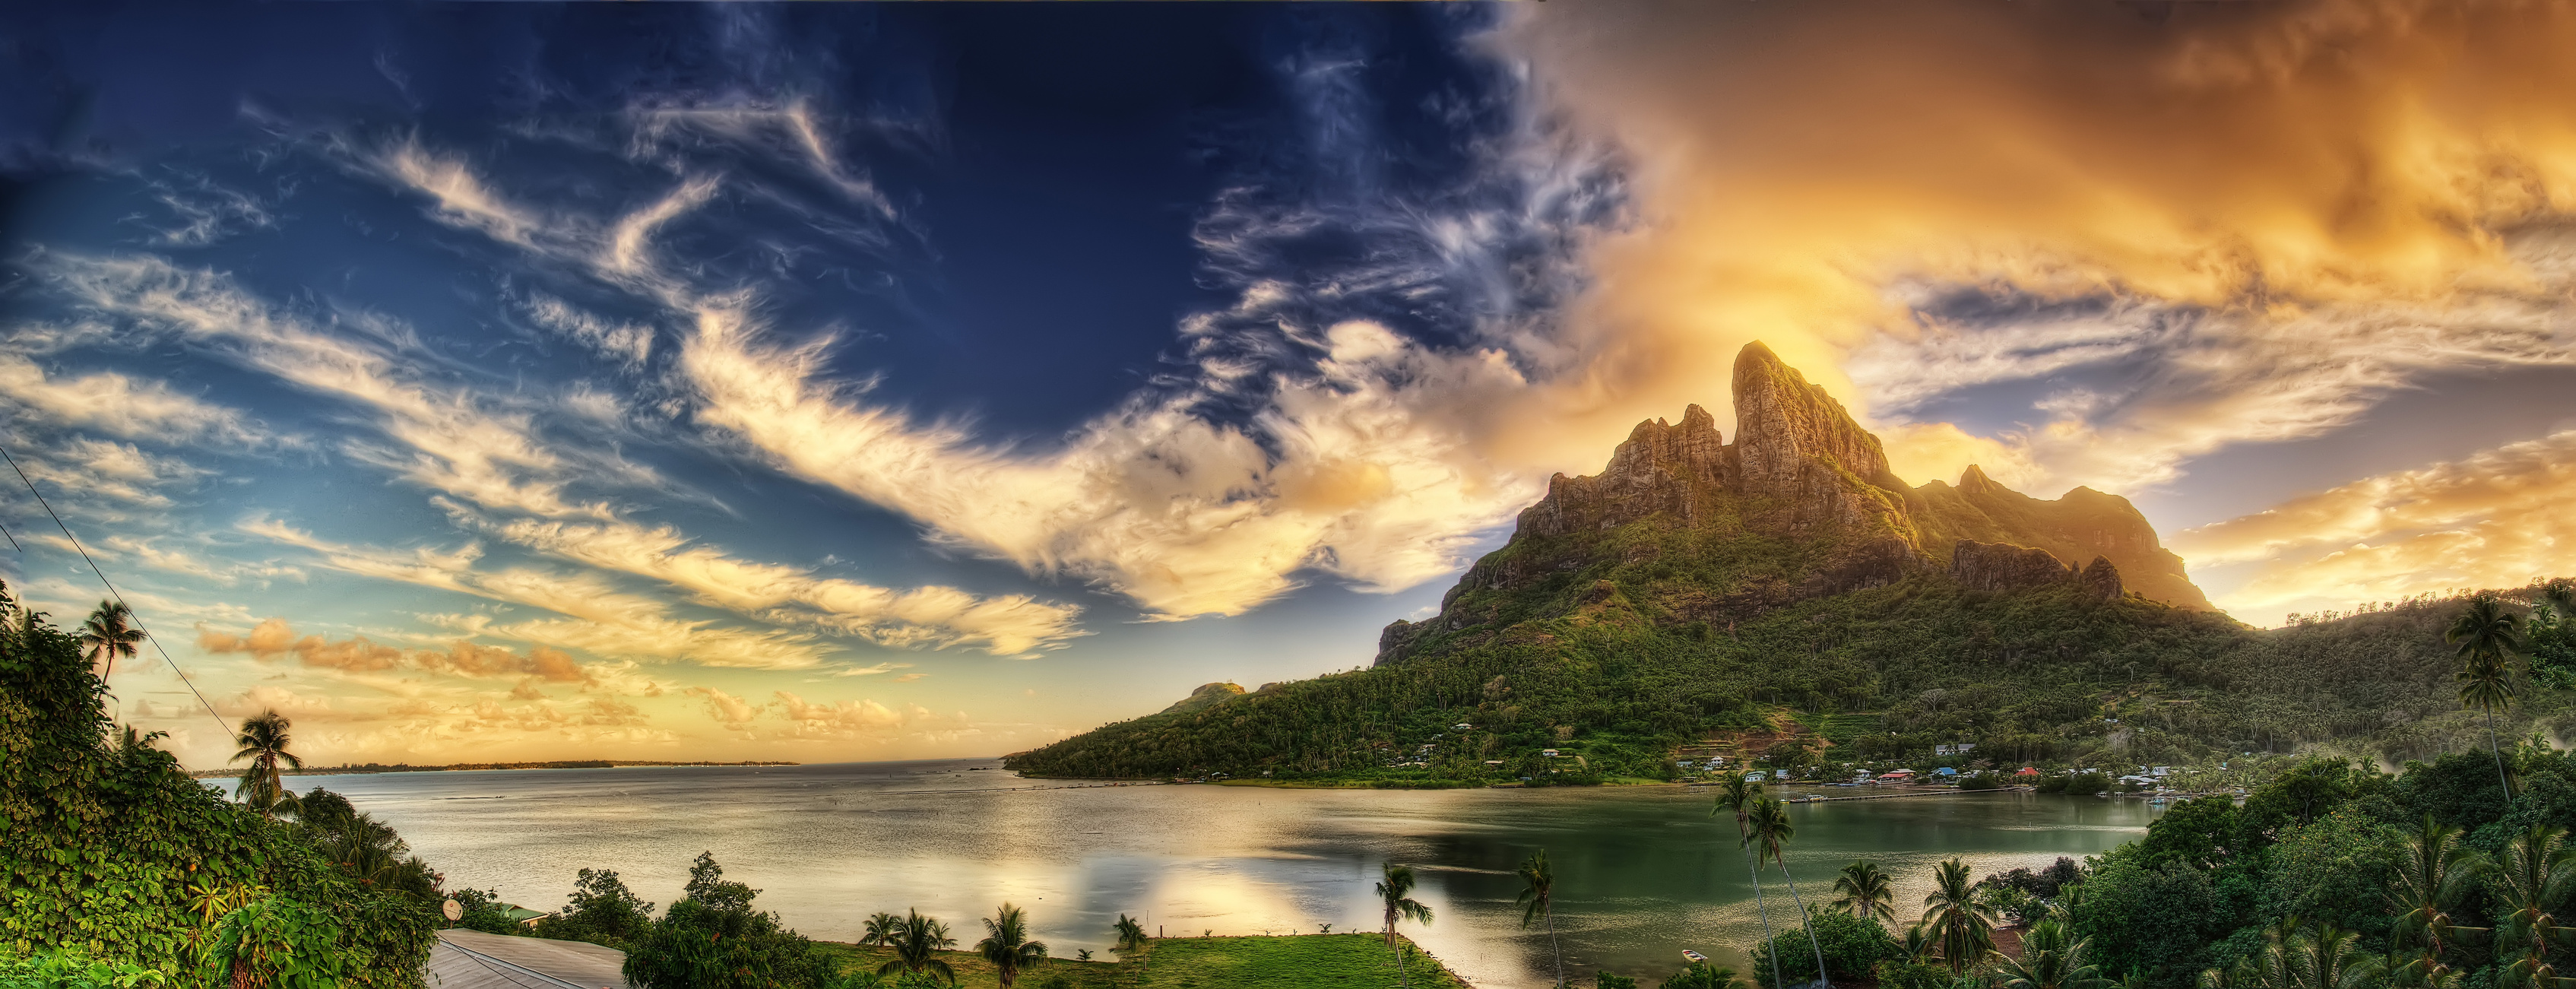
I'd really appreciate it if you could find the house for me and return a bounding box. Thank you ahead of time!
[1931,767,1958,778]
[2016,767,2041,778]
[1877,769,1916,781]
[1484,760,1506,767]
[1933,743,1978,756]
[1541,749,1560,758]
[1773,769,1789,779]
[1453,724,1475,731]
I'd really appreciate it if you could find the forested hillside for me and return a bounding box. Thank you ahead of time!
[1005,344,2576,783]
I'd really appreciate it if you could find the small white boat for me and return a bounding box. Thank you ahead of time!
[1682,950,1709,964]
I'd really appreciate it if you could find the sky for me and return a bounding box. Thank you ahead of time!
[4,1,2574,768]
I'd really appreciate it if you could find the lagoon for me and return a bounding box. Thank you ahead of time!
[323,759,2158,988]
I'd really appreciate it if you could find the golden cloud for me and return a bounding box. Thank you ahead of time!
[2176,429,2576,621]
[1505,0,2576,491]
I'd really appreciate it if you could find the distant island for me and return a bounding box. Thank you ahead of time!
[184,759,799,779]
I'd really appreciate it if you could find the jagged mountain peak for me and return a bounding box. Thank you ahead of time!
[1374,344,2213,665]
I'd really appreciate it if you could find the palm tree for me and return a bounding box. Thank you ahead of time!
[1111,913,1149,984]
[2448,594,2526,794]
[230,708,303,816]
[1713,776,1782,985]
[864,911,905,947]
[976,903,1048,989]
[1376,862,1434,989]
[878,908,958,984]
[1745,797,1830,988]
[2287,923,2379,989]
[2492,825,2574,989]
[1922,857,1998,975]
[1831,861,1896,925]
[1516,849,1565,988]
[1988,919,2101,989]
[76,600,144,687]
[2387,815,2490,984]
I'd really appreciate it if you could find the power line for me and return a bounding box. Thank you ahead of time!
[0,442,234,747]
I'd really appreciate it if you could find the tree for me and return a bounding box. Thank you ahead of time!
[1752,907,1902,987]
[976,903,1047,989]
[2386,815,2488,986]
[1831,861,1895,925]
[1517,849,1566,988]
[1922,857,1997,975]
[230,708,303,816]
[623,854,835,989]
[2491,825,2574,989]
[2447,594,2524,794]
[1662,964,1745,989]
[1988,920,2101,989]
[74,601,143,688]
[1745,797,1830,987]
[865,911,905,947]
[1377,862,1434,989]
[1714,776,1782,987]
[537,867,656,949]
[2285,923,2378,989]
[878,909,958,984]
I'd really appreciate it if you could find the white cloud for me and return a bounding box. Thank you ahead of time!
[2175,429,2576,623]
[0,352,265,447]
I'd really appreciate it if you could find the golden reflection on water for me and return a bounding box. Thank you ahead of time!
[321,762,2156,988]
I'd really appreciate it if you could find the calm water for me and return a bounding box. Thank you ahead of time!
[321,760,2157,987]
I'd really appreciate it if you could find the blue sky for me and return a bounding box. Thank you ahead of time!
[7,2,2576,766]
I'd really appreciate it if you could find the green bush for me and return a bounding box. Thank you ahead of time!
[622,853,838,989]
[0,581,435,986]
[0,949,170,989]
[534,868,657,949]
[1659,962,1743,989]
[1751,908,1900,987]
[1873,960,1950,989]
[1599,974,1640,989]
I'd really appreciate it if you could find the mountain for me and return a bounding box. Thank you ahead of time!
[1377,341,2207,667]
[1003,344,2569,784]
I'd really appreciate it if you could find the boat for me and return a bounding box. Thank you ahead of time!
[1682,950,1709,964]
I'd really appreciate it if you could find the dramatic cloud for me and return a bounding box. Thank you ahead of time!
[478,515,1086,656]
[2175,430,2576,620]
[198,617,599,683]
[1505,0,2576,495]
[684,308,1543,618]
[0,353,264,443]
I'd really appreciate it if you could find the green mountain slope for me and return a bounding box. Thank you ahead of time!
[1004,344,2571,782]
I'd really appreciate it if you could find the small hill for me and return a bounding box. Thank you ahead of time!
[1005,344,2572,783]
[1161,682,1246,715]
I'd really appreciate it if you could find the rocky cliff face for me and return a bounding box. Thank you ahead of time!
[1374,341,2210,665]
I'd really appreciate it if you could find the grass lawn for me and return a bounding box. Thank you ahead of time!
[813,943,1125,989]
[1130,934,1468,989]
[813,934,1467,989]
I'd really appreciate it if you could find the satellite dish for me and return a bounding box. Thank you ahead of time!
[442,899,463,922]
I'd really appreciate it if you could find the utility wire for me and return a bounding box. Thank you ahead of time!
[0,442,234,745]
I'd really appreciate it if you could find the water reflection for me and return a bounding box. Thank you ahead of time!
[323,760,2155,987]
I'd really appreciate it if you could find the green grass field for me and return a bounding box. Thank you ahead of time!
[815,934,1466,989]
[1130,934,1467,989]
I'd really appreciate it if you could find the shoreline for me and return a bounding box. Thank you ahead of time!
[185,759,800,779]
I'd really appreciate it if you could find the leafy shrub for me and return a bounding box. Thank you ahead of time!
[534,868,657,949]
[1751,908,1900,987]
[1874,960,1951,989]
[1659,962,1743,989]
[622,853,838,989]
[0,949,170,989]
[0,581,435,985]
[1599,974,1640,989]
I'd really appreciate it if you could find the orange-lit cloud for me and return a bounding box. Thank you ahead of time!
[198,617,599,683]
[2175,429,2576,622]
[1504,0,2576,494]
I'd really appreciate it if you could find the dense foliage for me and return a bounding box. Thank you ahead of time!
[0,582,435,986]
[622,852,841,989]
[1772,743,2576,989]
[1009,563,2576,782]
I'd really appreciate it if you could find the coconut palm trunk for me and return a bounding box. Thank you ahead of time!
[1778,867,1830,989]
[1747,845,1780,984]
